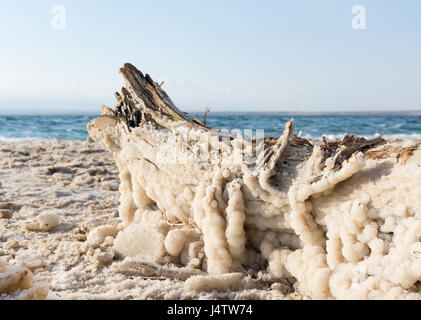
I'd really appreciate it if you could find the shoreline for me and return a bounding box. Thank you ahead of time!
[2,134,421,144]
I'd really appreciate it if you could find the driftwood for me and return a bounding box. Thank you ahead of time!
[99,63,385,170]
[88,64,421,299]
[114,63,206,129]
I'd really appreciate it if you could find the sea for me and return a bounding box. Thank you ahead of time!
[0,113,420,142]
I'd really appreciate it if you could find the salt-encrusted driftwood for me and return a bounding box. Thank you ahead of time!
[88,63,421,299]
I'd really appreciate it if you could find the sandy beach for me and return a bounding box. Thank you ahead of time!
[0,139,300,300]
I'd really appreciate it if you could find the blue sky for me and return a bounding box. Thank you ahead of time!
[0,0,420,114]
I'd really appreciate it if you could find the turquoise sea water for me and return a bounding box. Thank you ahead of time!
[0,113,420,142]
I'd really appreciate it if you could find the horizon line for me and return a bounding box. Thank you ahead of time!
[1,110,421,116]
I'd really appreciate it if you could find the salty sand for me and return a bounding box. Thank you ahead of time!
[0,140,299,300]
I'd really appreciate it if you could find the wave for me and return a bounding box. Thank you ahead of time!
[0,136,47,142]
[302,132,421,140]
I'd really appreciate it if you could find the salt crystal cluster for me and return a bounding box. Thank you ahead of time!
[87,63,421,299]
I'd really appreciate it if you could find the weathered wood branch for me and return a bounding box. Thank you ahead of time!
[115,63,206,129]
